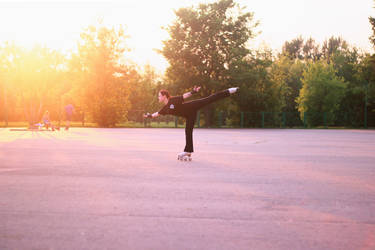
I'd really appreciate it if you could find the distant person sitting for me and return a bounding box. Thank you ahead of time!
[42,111,58,131]
[64,104,75,130]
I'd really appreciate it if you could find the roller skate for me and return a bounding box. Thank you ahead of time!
[228,87,239,94]
[177,152,192,161]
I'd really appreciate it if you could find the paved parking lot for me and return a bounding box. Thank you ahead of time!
[0,128,374,249]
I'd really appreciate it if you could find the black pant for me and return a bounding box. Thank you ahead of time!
[182,90,230,152]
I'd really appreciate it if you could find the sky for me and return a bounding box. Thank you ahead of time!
[0,0,374,73]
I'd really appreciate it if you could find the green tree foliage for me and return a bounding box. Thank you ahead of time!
[231,49,276,111]
[281,35,369,127]
[303,38,321,61]
[296,62,347,127]
[162,0,257,92]
[319,36,368,126]
[225,48,288,127]
[321,36,349,64]
[75,24,134,127]
[330,46,366,126]
[269,55,305,113]
[128,64,161,122]
[281,36,304,60]
[366,1,375,125]
[358,54,375,126]
[369,1,375,48]
[281,36,320,61]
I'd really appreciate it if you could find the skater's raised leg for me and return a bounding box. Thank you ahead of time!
[184,87,238,111]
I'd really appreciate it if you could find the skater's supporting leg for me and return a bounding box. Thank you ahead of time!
[184,114,196,153]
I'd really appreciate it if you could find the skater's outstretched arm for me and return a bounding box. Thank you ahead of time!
[143,112,160,118]
[182,86,201,100]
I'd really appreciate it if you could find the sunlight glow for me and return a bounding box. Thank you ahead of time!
[0,0,373,72]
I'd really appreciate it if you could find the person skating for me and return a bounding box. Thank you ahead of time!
[144,86,239,161]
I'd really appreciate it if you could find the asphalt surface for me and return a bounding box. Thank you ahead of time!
[0,128,374,250]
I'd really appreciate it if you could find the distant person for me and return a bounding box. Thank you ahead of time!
[144,86,239,161]
[64,104,74,130]
[42,111,57,131]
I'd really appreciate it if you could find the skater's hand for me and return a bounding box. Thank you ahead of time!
[193,86,201,93]
[144,112,159,118]
[184,86,201,99]
[188,86,201,96]
[143,113,152,118]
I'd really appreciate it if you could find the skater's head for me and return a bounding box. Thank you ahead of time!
[158,89,170,103]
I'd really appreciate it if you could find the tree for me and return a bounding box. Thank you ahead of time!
[321,36,348,64]
[128,64,160,123]
[281,36,304,60]
[369,1,375,48]
[364,1,375,126]
[161,0,258,126]
[331,46,366,126]
[303,38,321,61]
[281,36,320,61]
[75,23,134,127]
[224,47,288,127]
[319,36,368,127]
[0,43,66,127]
[231,48,276,112]
[296,61,347,127]
[280,36,367,127]
[358,54,375,126]
[269,55,305,113]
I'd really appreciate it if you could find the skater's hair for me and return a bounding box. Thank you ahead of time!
[159,89,170,99]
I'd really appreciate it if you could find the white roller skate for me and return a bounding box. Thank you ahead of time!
[228,87,239,94]
[177,152,192,161]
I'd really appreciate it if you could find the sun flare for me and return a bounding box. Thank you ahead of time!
[0,0,373,72]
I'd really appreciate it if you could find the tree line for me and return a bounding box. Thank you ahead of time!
[1,0,374,128]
